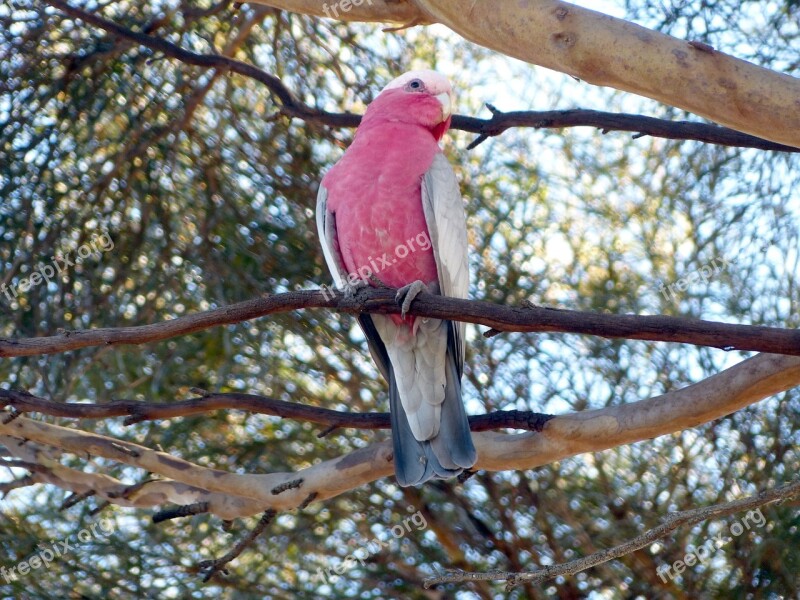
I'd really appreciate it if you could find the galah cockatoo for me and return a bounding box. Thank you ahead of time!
[316,70,476,486]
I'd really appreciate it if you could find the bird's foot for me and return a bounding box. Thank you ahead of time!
[342,278,369,299]
[396,280,429,319]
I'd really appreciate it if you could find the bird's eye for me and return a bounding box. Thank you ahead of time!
[406,79,424,92]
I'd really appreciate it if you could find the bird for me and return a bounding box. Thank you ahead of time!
[316,69,477,486]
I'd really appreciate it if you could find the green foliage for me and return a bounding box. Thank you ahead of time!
[1,0,798,598]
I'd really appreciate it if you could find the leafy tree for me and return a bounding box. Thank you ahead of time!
[1,0,798,598]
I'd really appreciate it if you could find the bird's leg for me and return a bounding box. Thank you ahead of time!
[342,271,391,299]
[395,280,430,319]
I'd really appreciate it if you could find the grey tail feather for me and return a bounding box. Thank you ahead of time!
[390,325,477,487]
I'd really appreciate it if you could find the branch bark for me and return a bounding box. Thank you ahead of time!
[460,106,799,152]
[0,388,554,433]
[2,352,799,519]
[0,435,269,519]
[2,288,799,358]
[251,0,800,148]
[43,0,800,153]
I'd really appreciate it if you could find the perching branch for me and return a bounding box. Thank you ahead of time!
[43,0,800,153]
[423,479,800,589]
[2,288,800,359]
[2,352,799,519]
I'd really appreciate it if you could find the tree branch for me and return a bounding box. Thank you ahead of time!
[459,105,799,152]
[42,0,799,152]
[0,388,554,433]
[197,509,277,582]
[423,479,800,589]
[252,0,800,148]
[0,473,41,496]
[2,289,800,359]
[1,352,798,519]
[0,434,269,519]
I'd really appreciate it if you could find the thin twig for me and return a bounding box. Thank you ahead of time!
[197,509,277,582]
[0,474,37,496]
[153,501,210,523]
[88,500,111,516]
[298,492,318,510]
[0,458,49,473]
[59,489,96,511]
[271,478,303,495]
[423,479,800,589]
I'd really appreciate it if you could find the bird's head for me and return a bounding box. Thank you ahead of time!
[363,69,454,141]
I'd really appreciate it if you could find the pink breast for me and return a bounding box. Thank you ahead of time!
[323,124,441,324]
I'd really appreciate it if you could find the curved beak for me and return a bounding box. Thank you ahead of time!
[435,92,452,121]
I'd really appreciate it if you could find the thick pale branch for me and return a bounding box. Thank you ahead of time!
[255,0,800,148]
[0,415,396,513]
[0,435,268,519]
[474,352,800,472]
[2,352,798,518]
[244,0,423,24]
[423,479,800,588]
[2,289,799,358]
[43,0,799,153]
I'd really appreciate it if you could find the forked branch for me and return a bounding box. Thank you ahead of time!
[43,0,800,152]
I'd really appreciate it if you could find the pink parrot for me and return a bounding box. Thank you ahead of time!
[317,70,477,486]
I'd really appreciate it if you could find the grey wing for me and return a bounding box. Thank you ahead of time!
[315,183,348,290]
[316,183,391,382]
[420,152,469,374]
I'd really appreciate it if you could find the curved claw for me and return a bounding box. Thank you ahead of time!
[395,280,428,319]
